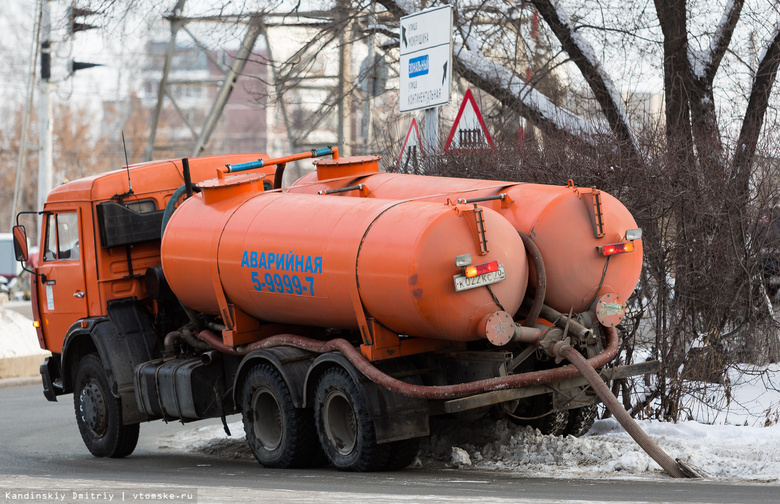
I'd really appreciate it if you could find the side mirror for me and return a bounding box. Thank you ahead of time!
[12,225,29,262]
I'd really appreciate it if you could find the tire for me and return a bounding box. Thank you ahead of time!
[511,397,570,436]
[73,354,139,458]
[530,409,570,436]
[383,438,420,471]
[314,367,390,471]
[564,404,598,437]
[241,364,325,468]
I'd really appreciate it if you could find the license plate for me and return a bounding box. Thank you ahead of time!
[453,265,506,292]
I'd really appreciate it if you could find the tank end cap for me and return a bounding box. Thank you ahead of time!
[595,292,624,327]
[481,311,515,346]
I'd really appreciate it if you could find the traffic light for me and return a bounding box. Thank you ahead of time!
[68,4,99,34]
[68,3,101,74]
[69,60,102,73]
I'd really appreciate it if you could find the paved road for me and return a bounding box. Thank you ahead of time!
[0,384,776,504]
[3,300,33,319]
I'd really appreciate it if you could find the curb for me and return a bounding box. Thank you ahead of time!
[0,353,49,381]
[0,375,42,389]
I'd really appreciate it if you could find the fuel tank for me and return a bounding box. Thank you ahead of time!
[161,171,528,342]
[290,156,642,313]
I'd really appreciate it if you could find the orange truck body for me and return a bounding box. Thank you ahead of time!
[16,147,652,471]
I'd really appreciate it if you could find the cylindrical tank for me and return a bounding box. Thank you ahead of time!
[291,157,642,313]
[161,172,528,342]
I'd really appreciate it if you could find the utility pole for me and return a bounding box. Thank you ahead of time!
[362,2,376,154]
[145,0,187,161]
[10,0,43,232]
[337,0,352,156]
[38,0,53,217]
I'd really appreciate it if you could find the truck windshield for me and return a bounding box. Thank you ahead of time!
[43,212,79,262]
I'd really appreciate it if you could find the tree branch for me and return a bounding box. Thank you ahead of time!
[654,0,694,162]
[733,23,780,187]
[531,0,644,167]
[375,0,603,145]
[702,0,743,83]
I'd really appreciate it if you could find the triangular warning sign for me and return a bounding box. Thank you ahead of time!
[444,89,494,151]
[394,117,424,173]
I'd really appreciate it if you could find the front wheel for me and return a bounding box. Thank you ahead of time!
[314,367,389,471]
[73,354,139,458]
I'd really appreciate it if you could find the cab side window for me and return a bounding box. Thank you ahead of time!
[42,212,80,262]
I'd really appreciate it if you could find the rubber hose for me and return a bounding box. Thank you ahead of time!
[518,231,546,327]
[196,325,619,400]
[560,345,695,478]
[161,184,187,239]
[273,164,286,189]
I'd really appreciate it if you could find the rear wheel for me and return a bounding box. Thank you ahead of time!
[242,364,325,468]
[564,404,598,437]
[511,396,570,436]
[530,409,570,436]
[73,354,139,458]
[314,367,389,471]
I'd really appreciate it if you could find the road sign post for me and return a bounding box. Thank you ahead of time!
[399,6,453,159]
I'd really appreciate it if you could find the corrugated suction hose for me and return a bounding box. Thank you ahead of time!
[559,345,699,478]
[198,325,699,478]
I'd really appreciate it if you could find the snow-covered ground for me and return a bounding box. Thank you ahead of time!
[158,413,780,482]
[3,303,779,482]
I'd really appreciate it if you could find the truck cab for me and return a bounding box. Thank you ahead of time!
[15,153,276,410]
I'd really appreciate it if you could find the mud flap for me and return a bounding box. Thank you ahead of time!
[304,353,430,443]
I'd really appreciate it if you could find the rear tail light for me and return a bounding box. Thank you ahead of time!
[598,241,635,256]
[464,260,499,278]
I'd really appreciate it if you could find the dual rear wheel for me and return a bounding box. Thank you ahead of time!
[514,400,598,437]
[241,365,419,471]
[241,364,325,468]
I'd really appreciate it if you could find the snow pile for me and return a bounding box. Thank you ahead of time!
[419,416,780,481]
[158,421,253,462]
[160,410,780,481]
[0,305,47,358]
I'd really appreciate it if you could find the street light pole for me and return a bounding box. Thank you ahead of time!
[38,0,53,218]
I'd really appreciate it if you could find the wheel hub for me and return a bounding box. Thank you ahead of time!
[323,390,357,456]
[79,379,108,436]
[251,387,283,451]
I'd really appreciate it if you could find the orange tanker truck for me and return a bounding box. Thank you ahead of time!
[12,147,659,472]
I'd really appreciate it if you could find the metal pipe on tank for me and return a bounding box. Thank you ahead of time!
[163,331,183,356]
